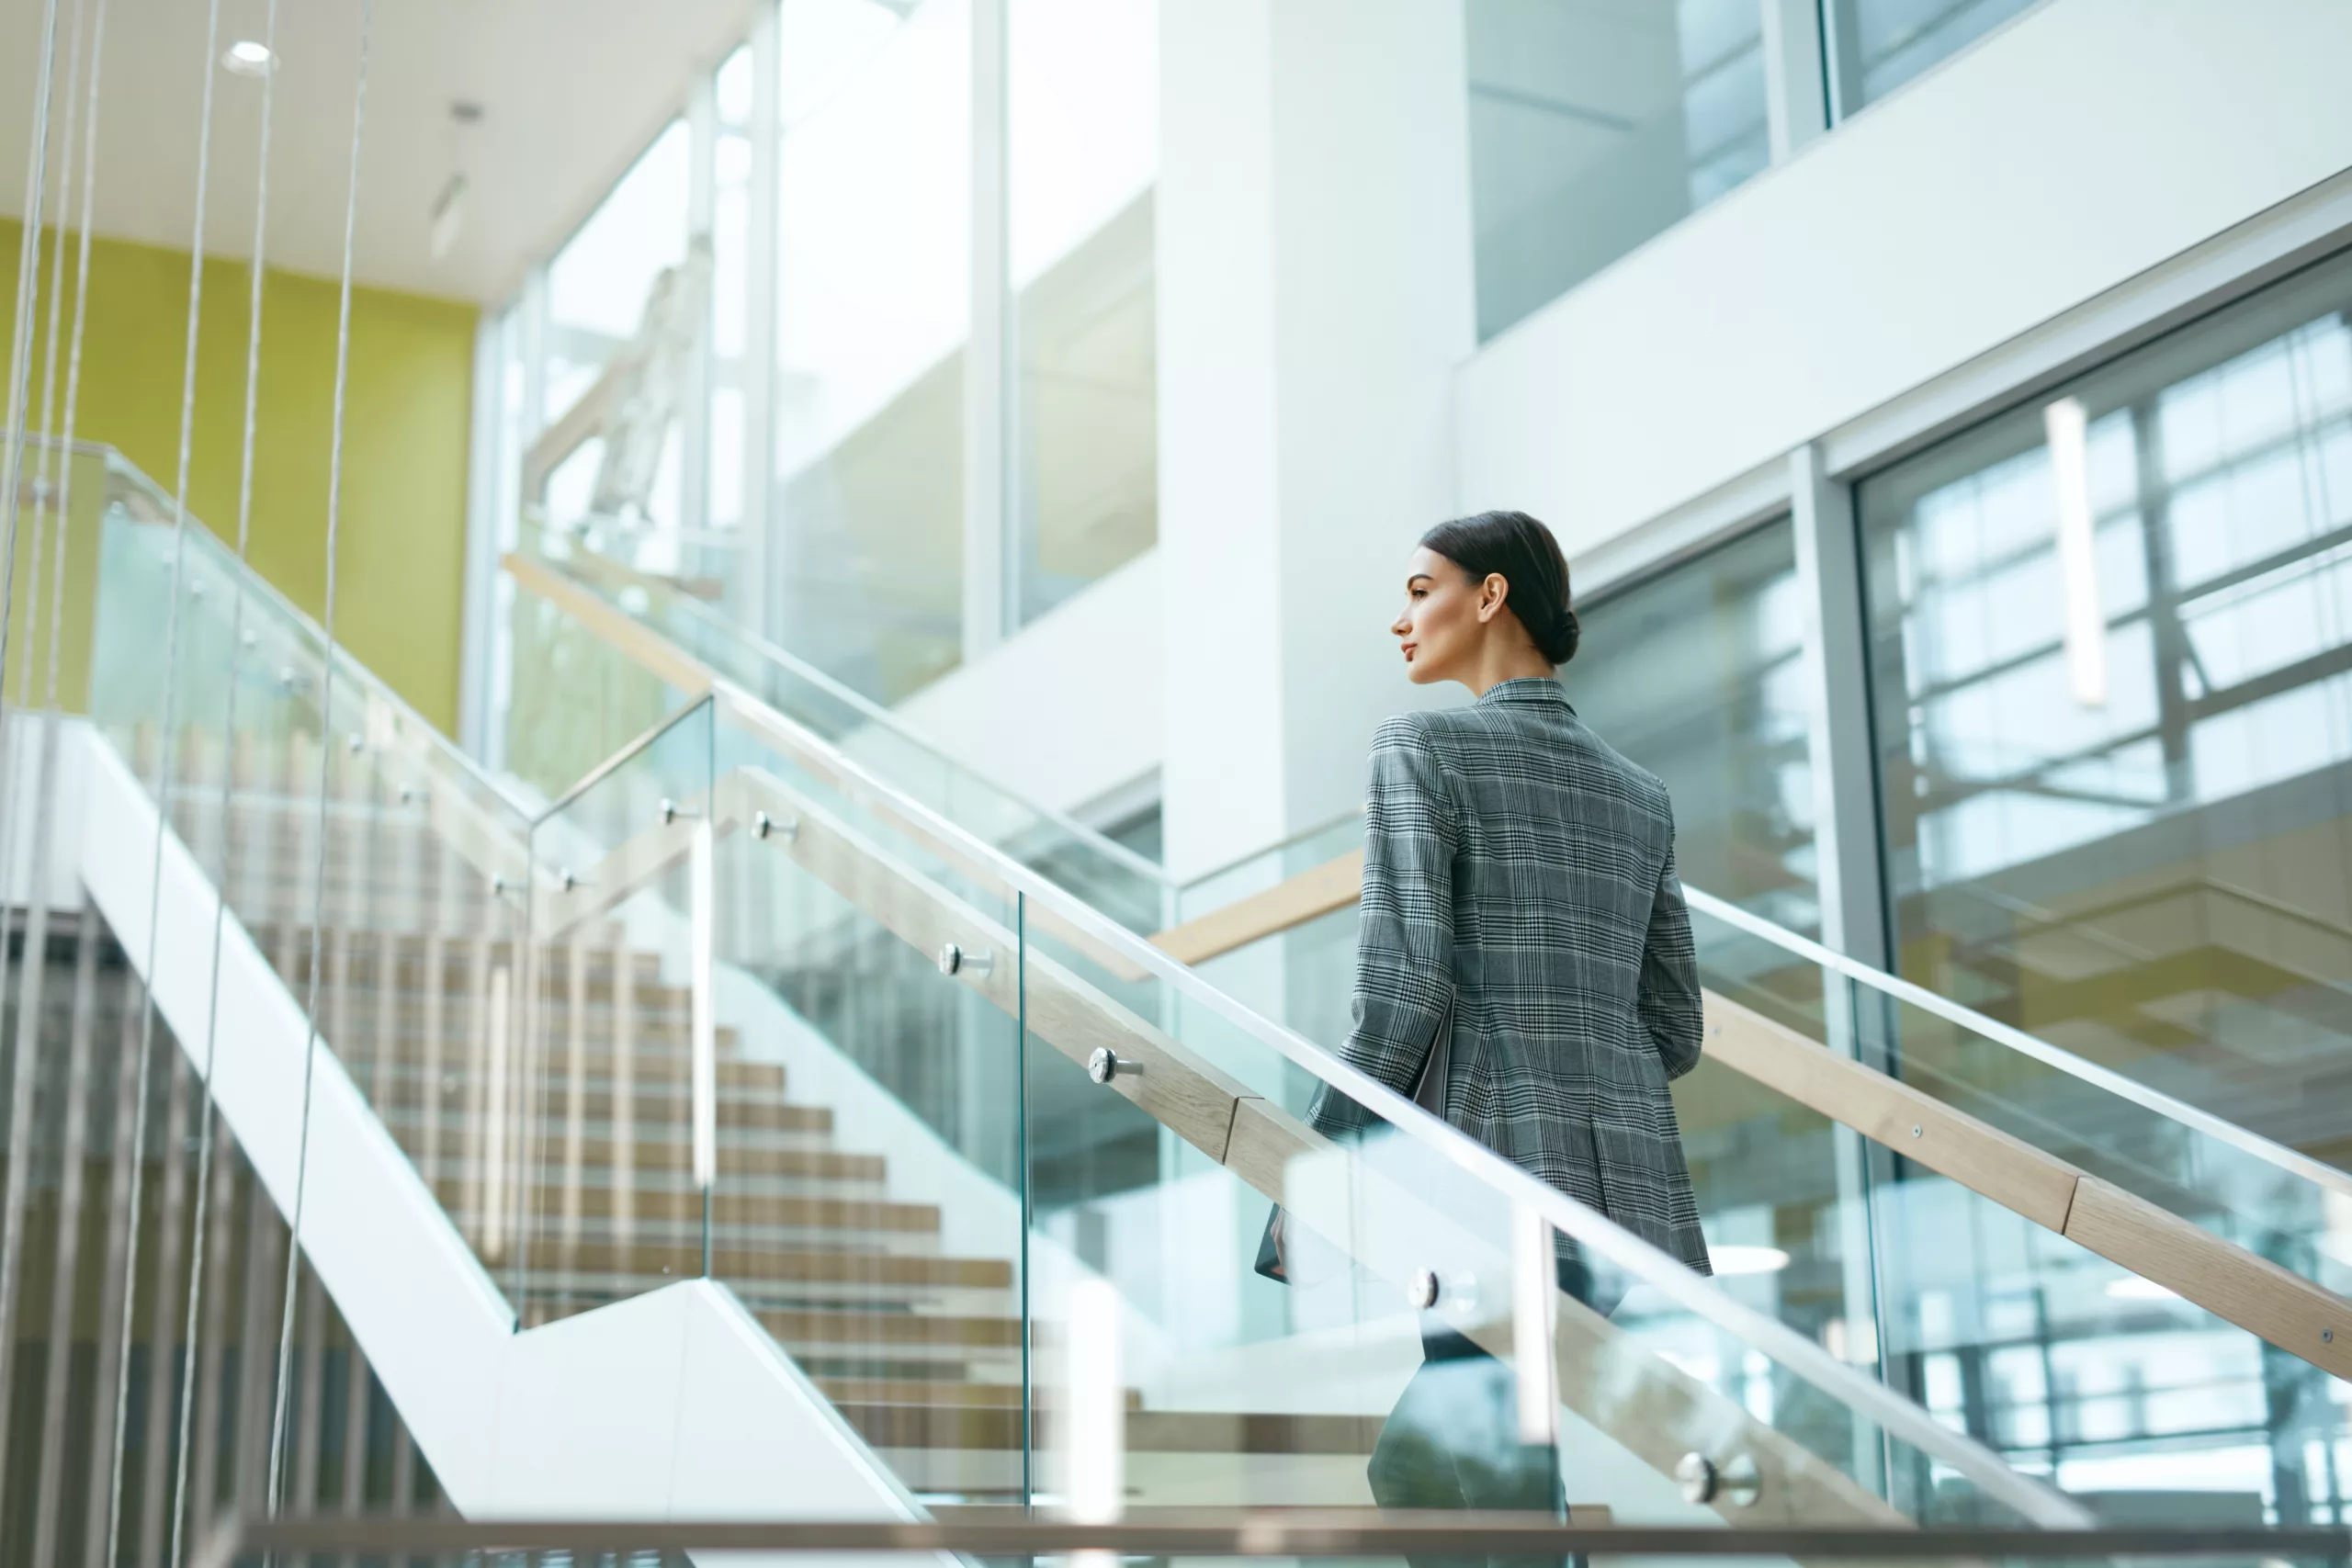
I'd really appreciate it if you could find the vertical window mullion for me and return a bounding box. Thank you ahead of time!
[965,0,1012,660]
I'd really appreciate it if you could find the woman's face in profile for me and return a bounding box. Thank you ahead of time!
[1392,546,1488,687]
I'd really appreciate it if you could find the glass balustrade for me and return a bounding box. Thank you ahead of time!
[79,436,2113,1532]
[517,696,718,1325]
[1179,818,2352,1524]
[487,658,2074,1526]
[88,455,537,1310]
[503,515,1170,934]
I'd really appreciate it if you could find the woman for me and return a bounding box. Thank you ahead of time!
[1289,509,1710,1533]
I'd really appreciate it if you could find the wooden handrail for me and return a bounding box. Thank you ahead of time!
[1155,850,1363,966]
[504,549,721,696]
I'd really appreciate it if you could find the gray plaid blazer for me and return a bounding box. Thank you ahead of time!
[1308,676,1711,1276]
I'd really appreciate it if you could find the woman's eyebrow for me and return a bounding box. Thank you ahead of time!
[1406,574,1434,588]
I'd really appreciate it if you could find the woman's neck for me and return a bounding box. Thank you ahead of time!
[1463,647,1555,699]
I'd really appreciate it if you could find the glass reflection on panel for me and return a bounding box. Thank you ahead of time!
[716,40,754,126]
[710,126,753,546]
[1572,517,1817,934]
[1465,0,1769,342]
[1823,0,2041,117]
[773,0,970,704]
[1860,257,2352,1178]
[545,118,693,419]
[1009,0,1159,629]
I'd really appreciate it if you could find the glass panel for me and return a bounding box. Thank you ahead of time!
[710,123,753,540]
[774,0,970,703]
[543,118,694,425]
[1022,894,2069,1528]
[519,697,716,1327]
[1176,809,1364,928]
[1466,0,1770,342]
[706,713,1026,1505]
[716,41,755,128]
[1008,0,1159,627]
[1825,0,2041,116]
[87,468,537,1304]
[1689,900,2352,1519]
[1577,518,1817,934]
[1859,253,2352,1177]
[507,513,1170,934]
[500,642,2059,1525]
[1171,788,2352,1522]
[497,521,688,806]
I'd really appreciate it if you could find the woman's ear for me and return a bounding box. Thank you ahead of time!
[1478,572,1510,625]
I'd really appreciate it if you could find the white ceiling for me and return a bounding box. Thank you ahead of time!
[0,0,756,304]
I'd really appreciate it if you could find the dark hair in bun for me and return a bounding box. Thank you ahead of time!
[1419,509,1580,667]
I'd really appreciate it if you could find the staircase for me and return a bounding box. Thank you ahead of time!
[130,719,1387,1508]
[64,457,2104,1537]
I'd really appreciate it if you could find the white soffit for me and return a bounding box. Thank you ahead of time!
[0,0,755,302]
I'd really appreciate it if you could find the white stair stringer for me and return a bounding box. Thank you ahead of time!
[75,721,922,1525]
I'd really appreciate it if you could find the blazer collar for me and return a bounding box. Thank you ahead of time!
[1476,676,1570,710]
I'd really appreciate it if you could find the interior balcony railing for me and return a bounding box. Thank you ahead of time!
[188,1508,2352,1568]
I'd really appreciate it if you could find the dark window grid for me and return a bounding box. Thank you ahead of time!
[1888,437,2352,714]
[1859,1,1988,68]
[1849,0,2030,95]
[1891,403,2351,613]
[1894,573,2352,820]
[1920,1341,2282,1483]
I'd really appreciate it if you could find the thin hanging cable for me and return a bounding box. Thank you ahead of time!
[6,5,91,1542]
[46,3,112,1554]
[16,0,87,718]
[0,0,75,1529]
[0,0,62,660]
[107,1,222,1562]
[171,0,276,1560]
[266,0,370,1517]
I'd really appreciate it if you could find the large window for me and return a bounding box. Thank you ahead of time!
[1860,253,2352,1173]
[1465,0,1770,342]
[1572,519,1816,933]
[1008,0,1159,628]
[541,120,694,541]
[772,0,973,704]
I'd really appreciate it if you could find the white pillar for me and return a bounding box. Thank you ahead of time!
[1157,0,1476,880]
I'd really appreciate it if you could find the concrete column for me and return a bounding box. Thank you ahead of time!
[1157,0,1476,880]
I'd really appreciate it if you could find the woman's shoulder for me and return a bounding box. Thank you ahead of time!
[1368,708,1484,766]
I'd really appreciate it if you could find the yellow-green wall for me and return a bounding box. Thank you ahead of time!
[0,220,477,731]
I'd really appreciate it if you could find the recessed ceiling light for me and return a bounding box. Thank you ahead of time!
[222,39,276,76]
[1709,1244,1792,1278]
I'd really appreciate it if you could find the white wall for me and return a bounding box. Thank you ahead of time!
[1456,0,2352,559]
[891,547,1162,817]
[1157,0,1476,880]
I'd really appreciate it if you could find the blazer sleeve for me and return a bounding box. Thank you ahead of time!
[1638,836,1704,1081]
[1307,716,1458,1137]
